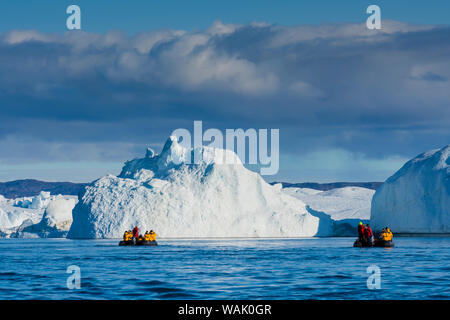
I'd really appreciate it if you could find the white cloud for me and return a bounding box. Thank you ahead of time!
[5,30,55,44]
[207,20,239,36]
[289,81,324,98]
[0,20,449,182]
[269,20,434,47]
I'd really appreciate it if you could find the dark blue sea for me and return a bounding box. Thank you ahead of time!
[0,238,449,299]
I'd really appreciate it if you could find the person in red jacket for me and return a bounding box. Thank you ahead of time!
[132,226,139,239]
[364,224,374,245]
[357,222,365,241]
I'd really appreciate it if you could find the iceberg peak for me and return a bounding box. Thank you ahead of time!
[156,135,189,168]
[119,135,243,179]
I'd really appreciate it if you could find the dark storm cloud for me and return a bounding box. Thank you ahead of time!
[0,21,449,181]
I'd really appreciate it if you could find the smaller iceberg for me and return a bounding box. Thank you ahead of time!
[18,196,76,238]
[371,145,450,233]
[0,192,76,238]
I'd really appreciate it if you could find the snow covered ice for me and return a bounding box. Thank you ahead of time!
[68,136,326,238]
[371,145,450,233]
[19,196,77,238]
[0,192,77,238]
[14,191,51,210]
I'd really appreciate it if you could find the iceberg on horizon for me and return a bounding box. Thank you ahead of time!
[68,136,325,239]
[0,192,77,238]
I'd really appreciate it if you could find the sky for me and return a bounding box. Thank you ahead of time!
[1,0,450,33]
[0,1,449,183]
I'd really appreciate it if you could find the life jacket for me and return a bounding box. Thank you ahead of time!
[387,230,393,241]
[358,225,365,237]
[380,228,393,241]
[144,233,151,241]
[364,227,373,238]
[149,231,157,241]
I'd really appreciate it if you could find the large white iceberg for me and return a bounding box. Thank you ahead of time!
[371,145,450,233]
[68,136,324,239]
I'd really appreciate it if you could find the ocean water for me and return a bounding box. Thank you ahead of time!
[0,237,449,300]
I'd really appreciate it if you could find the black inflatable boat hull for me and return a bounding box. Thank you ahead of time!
[374,240,394,248]
[353,240,394,248]
[119,240,158,246]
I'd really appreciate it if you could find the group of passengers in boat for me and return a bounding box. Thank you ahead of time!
[123,226,157,243]
[357,222,393,246]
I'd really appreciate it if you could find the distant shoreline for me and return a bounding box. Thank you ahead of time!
[271,181,383,191]
[0,179,88,199]
[1,179,383,199]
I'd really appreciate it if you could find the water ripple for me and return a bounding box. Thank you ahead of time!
[0,238,449,299]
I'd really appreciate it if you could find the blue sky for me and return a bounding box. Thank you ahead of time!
[0,1,449,183]
[1,0,450,33]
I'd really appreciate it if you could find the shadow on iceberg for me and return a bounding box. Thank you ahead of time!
[306,205,366,237]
